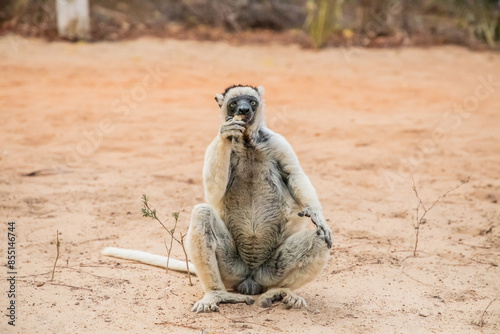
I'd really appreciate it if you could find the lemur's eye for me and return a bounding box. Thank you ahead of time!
[250,101,257,106]
[230,103,236,108]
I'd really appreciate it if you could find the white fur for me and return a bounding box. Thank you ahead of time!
[101,247,197,275]
[203,137,232,210]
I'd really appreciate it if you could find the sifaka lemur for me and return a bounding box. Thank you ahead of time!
[102,84,332,313]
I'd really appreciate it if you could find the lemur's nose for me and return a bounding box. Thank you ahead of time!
[237,107,250,114]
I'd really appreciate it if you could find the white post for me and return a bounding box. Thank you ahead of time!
[56,0,90,40]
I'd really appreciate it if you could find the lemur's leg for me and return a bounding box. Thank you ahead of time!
[186,203,253,313]
[254,229,329,309]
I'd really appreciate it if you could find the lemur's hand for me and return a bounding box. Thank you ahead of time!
[298,207,333,248]
[220,119,245,140]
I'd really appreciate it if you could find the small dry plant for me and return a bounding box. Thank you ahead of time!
[411,176,470,257]
[141,194,192,285]
[475,298,497,328]
[50,230,60,281]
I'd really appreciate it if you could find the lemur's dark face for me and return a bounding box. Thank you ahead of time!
[225,95,259,125]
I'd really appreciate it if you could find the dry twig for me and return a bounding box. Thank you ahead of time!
[477,298,497,327]
[401,266,433,286]
[219,312,283,332]
[334,242,378,250]
[411,176,470,256]
[142,195,193,285]
[50,230,60,281]
[332,260,381,275]
[178,232,192,285]
[19,279,93,292]
[163,212,179,274]
[22,168,70,177]
[62,266,131,282]
[255,303,281,315]
[154,320,204,331]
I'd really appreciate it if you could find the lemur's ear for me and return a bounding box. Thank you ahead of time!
[257,86,265,97]
[215,94,224,108]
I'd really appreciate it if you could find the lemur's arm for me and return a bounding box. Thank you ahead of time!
[272,133,321,210]
[272,132,332,248]
[203,136,232,206]
[203,120,245,207]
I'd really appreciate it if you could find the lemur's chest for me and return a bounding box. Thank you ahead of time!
[221,144,294,268]
[226,144,284,198]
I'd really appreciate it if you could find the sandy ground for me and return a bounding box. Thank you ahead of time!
[0,36,499,334]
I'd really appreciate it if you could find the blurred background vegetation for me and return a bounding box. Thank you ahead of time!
[0,0,499,49]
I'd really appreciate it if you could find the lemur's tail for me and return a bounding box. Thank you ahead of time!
[101,247,197,275]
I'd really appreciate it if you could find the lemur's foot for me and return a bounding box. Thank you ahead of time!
[258,288,307,309]
[192,291,255,313]
[258,288,284,308]
[282,291,307,309]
